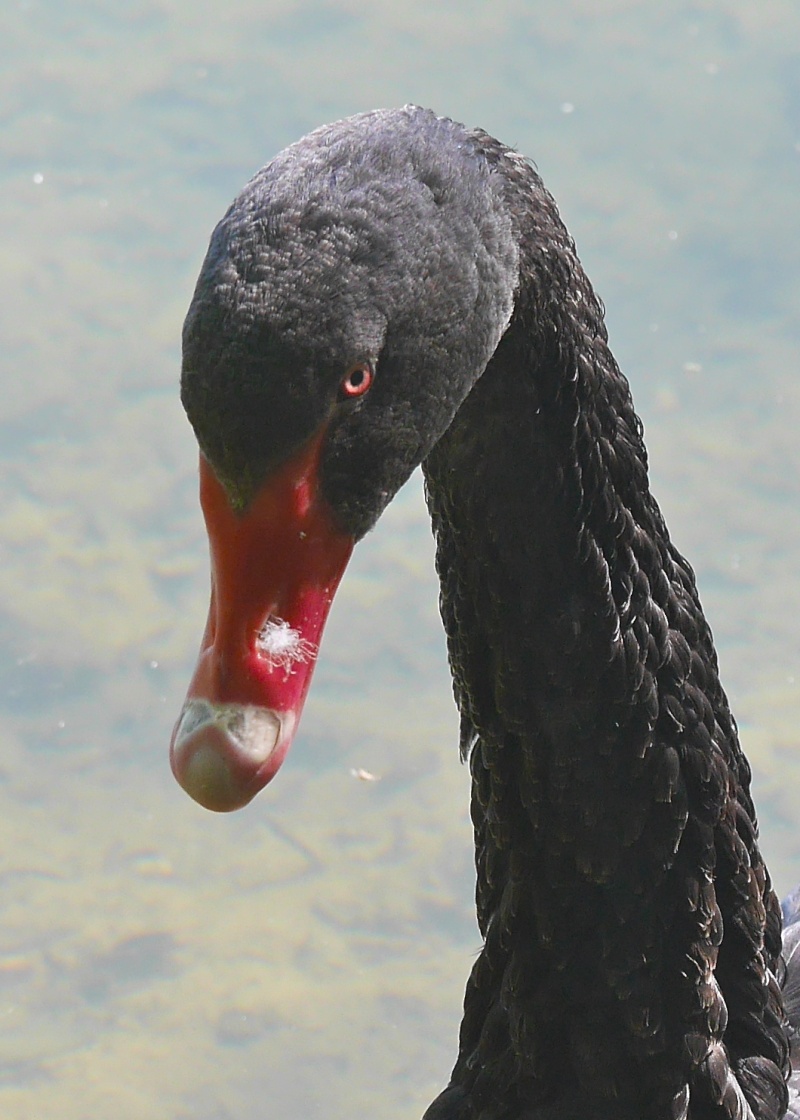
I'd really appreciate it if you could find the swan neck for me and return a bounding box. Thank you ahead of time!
[421,200,788,1116]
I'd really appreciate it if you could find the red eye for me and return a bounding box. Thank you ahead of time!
[340,362,373,398]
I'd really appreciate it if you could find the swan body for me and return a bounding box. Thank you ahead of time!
[171,107,800,1119]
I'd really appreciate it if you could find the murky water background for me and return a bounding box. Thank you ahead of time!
[1,2,799,1117]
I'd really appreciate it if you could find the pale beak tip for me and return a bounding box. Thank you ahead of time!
[170,699,284,812]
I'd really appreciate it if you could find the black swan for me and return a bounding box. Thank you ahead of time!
[169,106,800,1118]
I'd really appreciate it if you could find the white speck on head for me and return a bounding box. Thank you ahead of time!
[256,617,317,671]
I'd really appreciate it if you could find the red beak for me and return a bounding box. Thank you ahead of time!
[170,435,354,811]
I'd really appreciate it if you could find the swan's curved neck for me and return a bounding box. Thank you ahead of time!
[421,185,788,1118]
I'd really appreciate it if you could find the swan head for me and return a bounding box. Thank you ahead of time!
[171,107,518,810]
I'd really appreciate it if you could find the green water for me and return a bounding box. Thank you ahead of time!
[1,2,799,1117]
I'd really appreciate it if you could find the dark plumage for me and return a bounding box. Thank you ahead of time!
[176,106,800,1118]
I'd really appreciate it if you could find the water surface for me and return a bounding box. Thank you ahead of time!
[1,2,799,1117]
